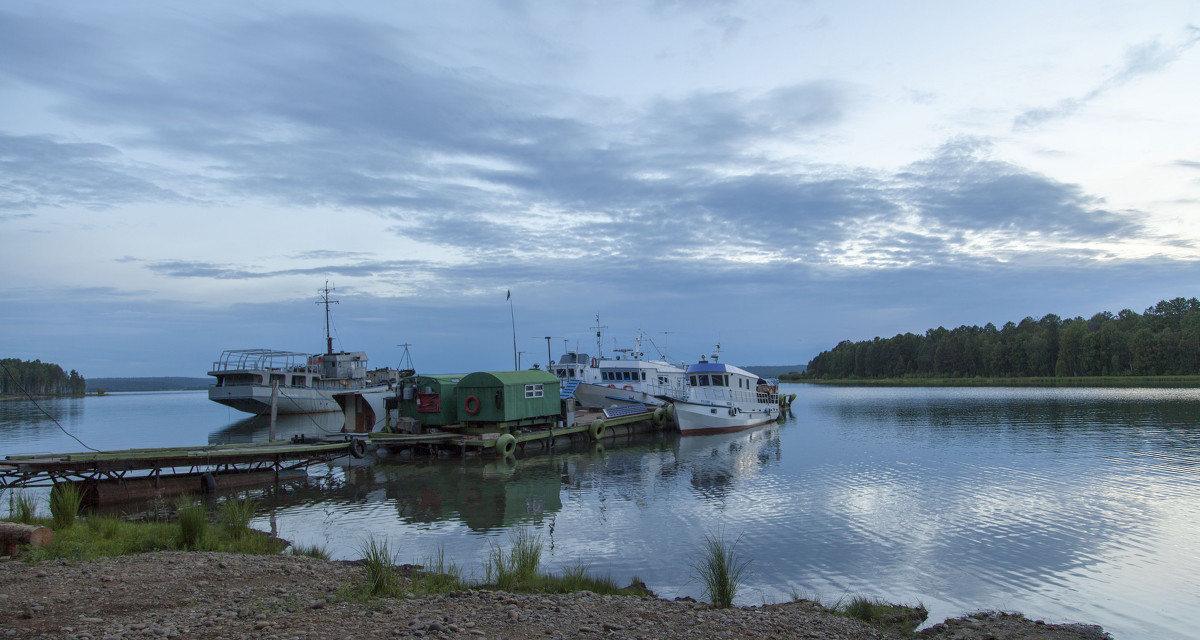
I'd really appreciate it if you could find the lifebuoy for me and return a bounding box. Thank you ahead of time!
[607,384,616,389]
[622,385,633,391]
[464,395,481,415]
[591,357,598,367]
[349,438,367,458]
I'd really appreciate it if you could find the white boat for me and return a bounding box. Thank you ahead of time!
[671,357,780,435]
[552,324,688,409]
[208,283,395,417]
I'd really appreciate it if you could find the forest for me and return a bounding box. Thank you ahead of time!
[0,357,87,396]
[802,297,1200,379]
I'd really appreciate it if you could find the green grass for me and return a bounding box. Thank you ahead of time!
[217,496,256,540]
[690,529,751,608]
[828,594,928,635]
[287,542,331,560]
[49,483,83,530]
[176,498,208,549]
[8,490,39,523]
[357,536,401,597]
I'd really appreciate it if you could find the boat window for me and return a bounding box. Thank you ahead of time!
[698,374,710,386]
[689,375,697,386]
[641,371,647,380]
[291,375,307,387]
[524,383,544,399]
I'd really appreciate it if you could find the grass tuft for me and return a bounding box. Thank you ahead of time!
[357,536,400,597]
[49,483,84,530]
[9,490,38,523]
[175,498,208,550]
[830,593,929,634]
[690,529,751,608]
[217,496,256,540]
[287,543,331,560]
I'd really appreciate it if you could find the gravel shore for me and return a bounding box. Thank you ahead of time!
[1,552,1111,640]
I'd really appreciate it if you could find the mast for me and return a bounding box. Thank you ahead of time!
[317,281,339,355]
[591,314,608,359]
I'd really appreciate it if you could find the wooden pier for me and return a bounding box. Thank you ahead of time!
[0,438,359,505]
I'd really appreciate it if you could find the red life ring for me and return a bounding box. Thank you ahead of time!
[464,395,481,415]
[591,358,598,367]
[622,385,634,391]
[607,384,616,388]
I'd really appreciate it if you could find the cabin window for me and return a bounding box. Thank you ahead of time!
[698,374,710,386]
[525,383,544,398]
[291,375,307,387]
[641,371,647,380]
[689,375,697,386]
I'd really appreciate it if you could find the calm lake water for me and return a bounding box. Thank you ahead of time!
[3,385,1199,639]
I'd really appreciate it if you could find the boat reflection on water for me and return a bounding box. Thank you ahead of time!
[208,411,347,445]
[675,423,782,501]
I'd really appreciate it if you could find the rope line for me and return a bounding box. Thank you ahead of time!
[1,363,100,452]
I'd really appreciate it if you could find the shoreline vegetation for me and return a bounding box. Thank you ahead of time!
[796,297,1200,384]
[1,491,1111,638]
[783,374,1200,387]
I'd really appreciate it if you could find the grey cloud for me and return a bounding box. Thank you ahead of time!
[0,134,181,210]
[899,138,1136,239]
[1014,26,1200,130]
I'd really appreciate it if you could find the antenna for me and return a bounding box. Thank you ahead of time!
[396,343,415,375]
[316,281,339,355]
[590,314,608,358]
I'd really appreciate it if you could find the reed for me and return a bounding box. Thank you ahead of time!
[287,543,331,560]
[85,513,124,539]
[690,529,751,609]
[175,498,208,549]
[484,528,543,591]
[217,496,256,539]
[8,490,38,523]
[49,482,83,530]
[411,547,467,594]
[830,593,928,634]
[357,536,400,597]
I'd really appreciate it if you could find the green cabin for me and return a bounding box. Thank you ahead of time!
[396,374,464,427]
[455,370,561,428]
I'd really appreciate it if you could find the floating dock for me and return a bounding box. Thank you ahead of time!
[0,438,357,506]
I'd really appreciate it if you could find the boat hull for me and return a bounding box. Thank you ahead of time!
[672,399,779,435]
[209,384,390,416]
[572,382,667,409]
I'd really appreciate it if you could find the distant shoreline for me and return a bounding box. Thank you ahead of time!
[85,377,211,393]
[788,375,1200,387]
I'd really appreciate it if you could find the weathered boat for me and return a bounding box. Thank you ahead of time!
[671,355,780,435]
[208,283,395,416]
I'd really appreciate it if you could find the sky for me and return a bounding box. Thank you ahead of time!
[2,1,1199,378]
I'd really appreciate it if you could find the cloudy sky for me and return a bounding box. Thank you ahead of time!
[3,1,1199,377]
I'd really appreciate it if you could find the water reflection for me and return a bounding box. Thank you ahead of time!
[3,387,1199,638]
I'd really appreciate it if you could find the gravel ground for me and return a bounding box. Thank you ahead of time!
[1,552,1111,640]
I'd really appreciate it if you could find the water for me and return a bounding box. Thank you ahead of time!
[3,385,1200,638]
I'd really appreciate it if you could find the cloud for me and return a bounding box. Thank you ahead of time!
[1014,26,1200,130]
[0,134,183,210]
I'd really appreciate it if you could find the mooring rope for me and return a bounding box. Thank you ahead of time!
[0,363,99,452]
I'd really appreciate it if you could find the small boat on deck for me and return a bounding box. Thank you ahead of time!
[671,351,780,435]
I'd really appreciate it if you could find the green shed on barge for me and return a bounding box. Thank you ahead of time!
[397,374,464,428]
[456,370,561,428]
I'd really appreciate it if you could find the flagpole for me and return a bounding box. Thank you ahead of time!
[508,289,518,370]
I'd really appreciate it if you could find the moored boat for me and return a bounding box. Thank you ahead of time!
[208,283,395,416]
[671,356,779,435]
[552,323,687,409]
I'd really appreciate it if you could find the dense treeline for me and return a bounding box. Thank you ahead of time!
[0,357,87,396]
[804,297,1200,379]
